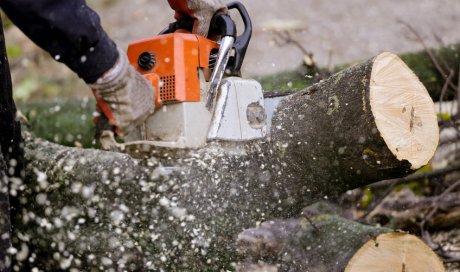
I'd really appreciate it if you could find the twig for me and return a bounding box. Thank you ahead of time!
[419,180,460,262]
[439,69,455,121]
[359,163,460,222]
[457,63,460,119]
[421,180,460,228]
[302,214,320,233]
[273,31,310,56]
[272,30,326,79]
[398,20,458,91]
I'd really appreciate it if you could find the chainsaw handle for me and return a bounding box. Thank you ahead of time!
[225,1,252,76]
[159,1,252,75]
[208,13,237,39]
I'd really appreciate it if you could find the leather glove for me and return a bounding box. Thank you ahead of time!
[89,48,156,137]
[167,0,227,37]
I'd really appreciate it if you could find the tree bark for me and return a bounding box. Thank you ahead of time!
[12,52,439,270]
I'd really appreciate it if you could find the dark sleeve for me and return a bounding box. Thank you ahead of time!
[0,0,119,83]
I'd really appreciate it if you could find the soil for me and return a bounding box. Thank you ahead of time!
[101,0,460,76]
[3,0,460,98]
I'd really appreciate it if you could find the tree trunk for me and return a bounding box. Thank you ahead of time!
[236,213,444,272]
[12,52,439,270]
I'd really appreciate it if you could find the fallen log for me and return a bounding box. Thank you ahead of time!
[12,52,439,270]
[236,213,445,272]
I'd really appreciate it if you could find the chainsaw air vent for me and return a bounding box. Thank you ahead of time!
[160,75,177,103]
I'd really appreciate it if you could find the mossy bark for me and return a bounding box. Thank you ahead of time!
[18,98,96,148]
[13,55,426,270]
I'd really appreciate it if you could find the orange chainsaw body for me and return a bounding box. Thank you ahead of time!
[127,33,219,106]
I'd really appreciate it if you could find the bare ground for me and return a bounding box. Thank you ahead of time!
[3,0,460,99]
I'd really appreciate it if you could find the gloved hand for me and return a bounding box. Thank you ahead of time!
[89,48,156,137]
[167,0,227,37]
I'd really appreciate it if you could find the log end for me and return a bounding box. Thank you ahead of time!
[370,52,439,170]
[345,232,445,272]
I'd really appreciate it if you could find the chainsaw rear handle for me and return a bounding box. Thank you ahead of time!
[224,1,252,76]
[159,1,252,76]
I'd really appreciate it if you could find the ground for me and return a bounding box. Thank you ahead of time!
[3,0,460,100]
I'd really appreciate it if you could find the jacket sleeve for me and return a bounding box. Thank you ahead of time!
[0,0,119,83]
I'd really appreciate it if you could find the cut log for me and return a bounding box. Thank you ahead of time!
[345,233,445,272]
[12,52,439,270]
[235,214,445,272]
[270,51,438,179]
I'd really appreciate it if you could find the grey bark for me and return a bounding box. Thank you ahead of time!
[13,55,421,271]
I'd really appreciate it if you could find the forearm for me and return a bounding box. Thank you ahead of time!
[0,0,118,83]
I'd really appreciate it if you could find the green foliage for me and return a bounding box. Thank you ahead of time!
[256,67,323,91]
[393,181,426,196]
[437,112,452,121]
[360,187,374,208]
[14,77,40,101]
[18,98,97,148]
[392,165,431,196]
[6,45,22,60]
[13,77,72,102]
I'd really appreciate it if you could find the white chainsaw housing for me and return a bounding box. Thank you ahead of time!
[208,77,266,141]
[112,77,266,150]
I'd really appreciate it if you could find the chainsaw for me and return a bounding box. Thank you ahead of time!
[99,1,283,154]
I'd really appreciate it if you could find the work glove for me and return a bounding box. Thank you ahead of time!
[167,0,227,37]
[89,48,156,137]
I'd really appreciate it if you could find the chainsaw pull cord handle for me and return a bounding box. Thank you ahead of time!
[224,1,252,76]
